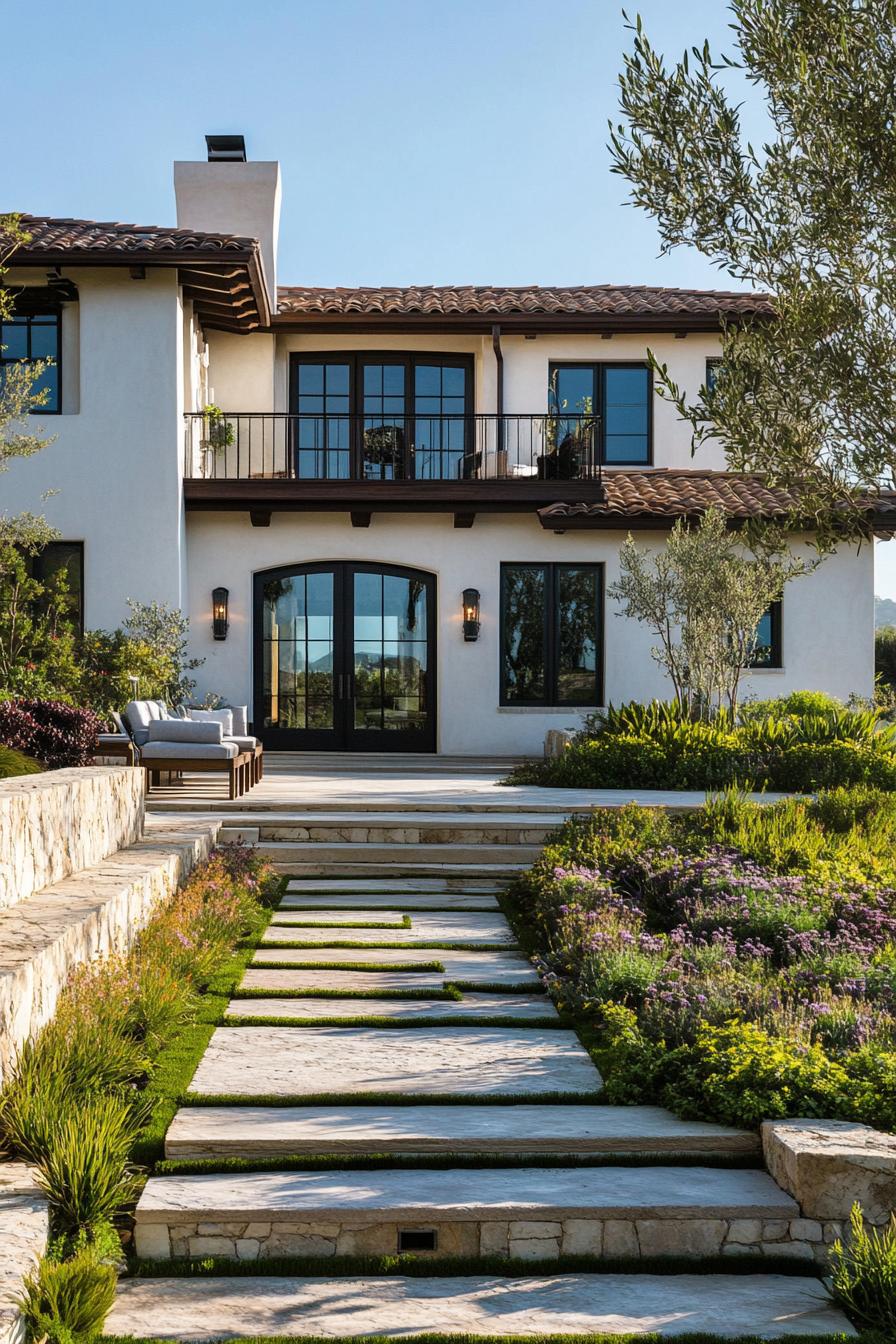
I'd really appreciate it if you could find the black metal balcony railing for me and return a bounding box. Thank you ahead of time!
[184,412,602,484]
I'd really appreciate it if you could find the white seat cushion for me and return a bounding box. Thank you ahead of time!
[224,705,248,735]
[225,735,258,752]
[141,741,238,760]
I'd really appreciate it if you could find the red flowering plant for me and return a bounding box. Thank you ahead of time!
[0,698,102,769]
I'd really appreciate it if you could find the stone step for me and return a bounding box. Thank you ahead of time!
[248,947,540,986]
[272,909,412,926]
[186,1027,601,1101]
[222,811,564,844]
[280,892,501,911]
[165,1103,758,1160]
[258,841,540,867]
[262,912,517,948]
[107,1272,856,1339]
[285,878,509,894]
[133,1166,798,1262]
[242,968,532,994]
[225,994,558,1023]
[276,861,526,879]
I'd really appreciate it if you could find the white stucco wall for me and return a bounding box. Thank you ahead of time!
[185,512,873,756]
[2,268,189,629]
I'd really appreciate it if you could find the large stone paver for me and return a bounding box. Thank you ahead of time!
[280,891,500,910]
[106,1273,855,1339]
[262,912,516,947]
[285,878,506,892]
[241,968,462,994]
[272,909,412,927]
[250,947,539,985]
[137,1166,796,1223]
[226,993,557,1021]
[164,1103,757,1158]
[187,1027,601,1098]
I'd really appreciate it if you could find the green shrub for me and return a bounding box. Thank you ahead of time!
[743,689,845,719]
[661,1020,848,1129]
[34,1093,143,1235]
[830,1202,896,1332]
[844,1047,896,1133]
[876,628,896,693]
[20,1250,116,1344]
[0,743,41,778]
[591,1003,669,1105]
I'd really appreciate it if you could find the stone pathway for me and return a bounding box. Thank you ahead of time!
[113,873,857,1339]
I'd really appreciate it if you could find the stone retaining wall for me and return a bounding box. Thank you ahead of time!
[0,767,144,911]
[135,1213,840,1265]
[0,816,218,1081]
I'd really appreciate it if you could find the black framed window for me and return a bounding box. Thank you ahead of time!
[500,562,603,706]
[290,353,472,480]
[549,362,650,464]
[749,600,782,668]
[0,312,60,413]
[30,541,84,633]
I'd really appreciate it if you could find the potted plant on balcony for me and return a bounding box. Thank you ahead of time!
[199,404,235,477]
[537,376,596,480]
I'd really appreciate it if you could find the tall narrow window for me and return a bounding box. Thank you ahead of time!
[749,600,782,668]
[549,363,650,465]
[501,563,602,706]
[31,541,84,633]
[1,312,61,413]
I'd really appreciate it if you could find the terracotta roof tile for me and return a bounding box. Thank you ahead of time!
[537,471,896,526]
[11,215,257,258]
[276,284,772,319]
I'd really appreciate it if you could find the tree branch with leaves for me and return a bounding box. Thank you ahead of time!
[609,1,896,543]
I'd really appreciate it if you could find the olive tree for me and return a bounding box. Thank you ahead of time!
[609,1,896,542]
[608,508,812,715]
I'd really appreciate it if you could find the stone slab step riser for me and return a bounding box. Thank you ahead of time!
[156,799,588,815]
[133,1167,803,1265]
[164,1104,759,1161]
[106,1272,857,1339]
[271,863,525,879]
[279,895,501,911]
[285,879,510,894]
[256,825,555,845]
[259,842,540,864]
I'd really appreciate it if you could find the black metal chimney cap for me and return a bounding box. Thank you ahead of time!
[205,134,247,162]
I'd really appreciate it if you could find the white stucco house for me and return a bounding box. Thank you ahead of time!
[2,137,888,755]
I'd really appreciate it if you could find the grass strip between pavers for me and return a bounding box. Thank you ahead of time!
[221,1013,565,1029]
[155,1151,762,1176]
[181,1089,607,1107]
[257,940,521,952]
[125,1250,819,1280]
[102,1333,884,1344]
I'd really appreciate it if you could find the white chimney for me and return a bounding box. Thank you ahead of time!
[174,135,281,313]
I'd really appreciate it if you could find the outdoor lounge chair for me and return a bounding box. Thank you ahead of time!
[139,719,253,799]
[119,701,262,796]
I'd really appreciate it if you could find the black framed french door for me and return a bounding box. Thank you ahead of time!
[253,562,437,752]
[290,352,473,480]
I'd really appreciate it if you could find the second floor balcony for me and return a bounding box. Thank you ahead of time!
[183,412,608,523]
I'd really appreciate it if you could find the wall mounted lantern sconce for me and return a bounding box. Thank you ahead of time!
[462,588,481,642]
[212,587,230,641]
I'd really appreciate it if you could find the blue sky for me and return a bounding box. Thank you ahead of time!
[7,0,894,594]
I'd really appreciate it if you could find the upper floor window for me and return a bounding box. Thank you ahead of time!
[549,362,651,465]
[705,357,721,393]
[291,353,472,481]
[0,312,61,413]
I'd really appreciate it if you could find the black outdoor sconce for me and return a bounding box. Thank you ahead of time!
[212,587,230,641]
[462,588,481,642]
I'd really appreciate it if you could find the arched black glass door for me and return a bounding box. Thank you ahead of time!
[254,562,436,752]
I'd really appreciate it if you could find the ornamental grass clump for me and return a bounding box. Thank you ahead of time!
[830,1203,896,1333]
[19,1250,117,1344]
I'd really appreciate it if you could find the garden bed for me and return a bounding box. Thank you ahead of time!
[509,786,896,1134]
